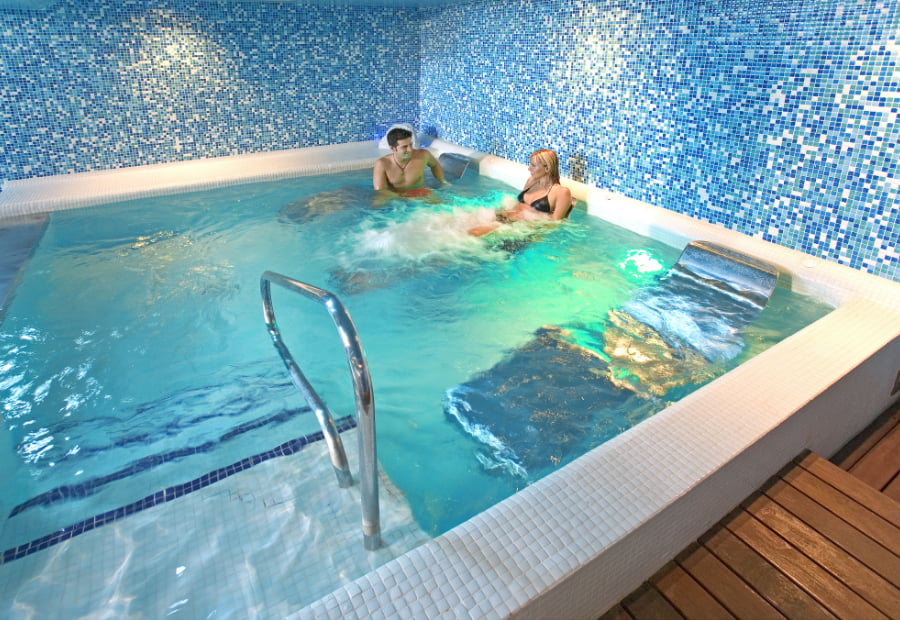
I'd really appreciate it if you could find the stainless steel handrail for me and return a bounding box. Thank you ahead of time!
[260,271,381,550]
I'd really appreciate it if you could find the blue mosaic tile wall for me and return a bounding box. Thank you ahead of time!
[1,0,897,280]
[421,0,900,281]
[0,0,419,177]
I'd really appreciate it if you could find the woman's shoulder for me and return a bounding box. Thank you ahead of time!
[551,184,571,197]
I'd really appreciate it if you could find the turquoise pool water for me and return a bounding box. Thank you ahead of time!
[0,168,832,551]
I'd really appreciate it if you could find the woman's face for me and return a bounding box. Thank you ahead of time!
[528,156,548,178]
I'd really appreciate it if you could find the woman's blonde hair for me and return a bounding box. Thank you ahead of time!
[530,149,561,185]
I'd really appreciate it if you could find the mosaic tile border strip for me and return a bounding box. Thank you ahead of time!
[0,414,357,565]
[8,405,312,518]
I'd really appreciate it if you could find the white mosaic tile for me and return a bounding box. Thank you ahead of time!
[298,296,898,618]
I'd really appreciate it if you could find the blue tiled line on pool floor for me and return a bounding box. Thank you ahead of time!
[1,415,357,566]
[9,405,314,517]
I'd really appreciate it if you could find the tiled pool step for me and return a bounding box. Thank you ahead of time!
[1,416,357,565]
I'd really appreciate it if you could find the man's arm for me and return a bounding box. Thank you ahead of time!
[427,153,448,185]
[373,158,389,191]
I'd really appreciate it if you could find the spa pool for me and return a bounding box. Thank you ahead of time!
[1,141,898,618]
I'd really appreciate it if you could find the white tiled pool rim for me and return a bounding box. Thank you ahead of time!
[2,140,898,619]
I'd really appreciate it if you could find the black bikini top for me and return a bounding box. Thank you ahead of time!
[517,184,554,214]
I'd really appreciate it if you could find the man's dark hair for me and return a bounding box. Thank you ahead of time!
[387,127,413,147]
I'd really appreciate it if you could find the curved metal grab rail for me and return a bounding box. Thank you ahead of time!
[260,271,381,550]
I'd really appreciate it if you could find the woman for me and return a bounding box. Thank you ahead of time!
[469,148,573,236]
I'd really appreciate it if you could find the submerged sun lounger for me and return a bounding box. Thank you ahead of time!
[676,240,779,306]
[445,241,781,481]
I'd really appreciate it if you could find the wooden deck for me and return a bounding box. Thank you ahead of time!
[602,404,900,620]
[834,404,900,503]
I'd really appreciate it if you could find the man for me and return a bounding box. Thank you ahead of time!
[373,127,447,196]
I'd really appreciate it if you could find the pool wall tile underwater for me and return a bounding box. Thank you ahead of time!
[1,0,898,281]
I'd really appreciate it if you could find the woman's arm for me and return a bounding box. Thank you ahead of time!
[549,185,573,220]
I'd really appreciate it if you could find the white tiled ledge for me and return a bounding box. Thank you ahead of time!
[468,143,900,311]
[581,188,900,311]
[0,141,384,218]
[297,296,900,620]
[0,139,491,218]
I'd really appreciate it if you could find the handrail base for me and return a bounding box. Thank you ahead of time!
[364,532,383,551]
[335,466,353,489]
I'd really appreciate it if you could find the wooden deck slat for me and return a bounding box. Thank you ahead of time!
[700,526,837,620]
[675,543,785,620]
[601,407,899,620]
[651,562,736,620]
[834,404,900,472]
[622,583,685,620]
[848,422,900,491]
[763,479,900,589]
[743,491,900,618]
[884,474,900,503]
[782,465,900,555]
[724,510,888,619]
[598,603,634,620]
[796,452,900,530]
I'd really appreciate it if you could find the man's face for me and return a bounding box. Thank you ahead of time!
[392,138,414,162]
